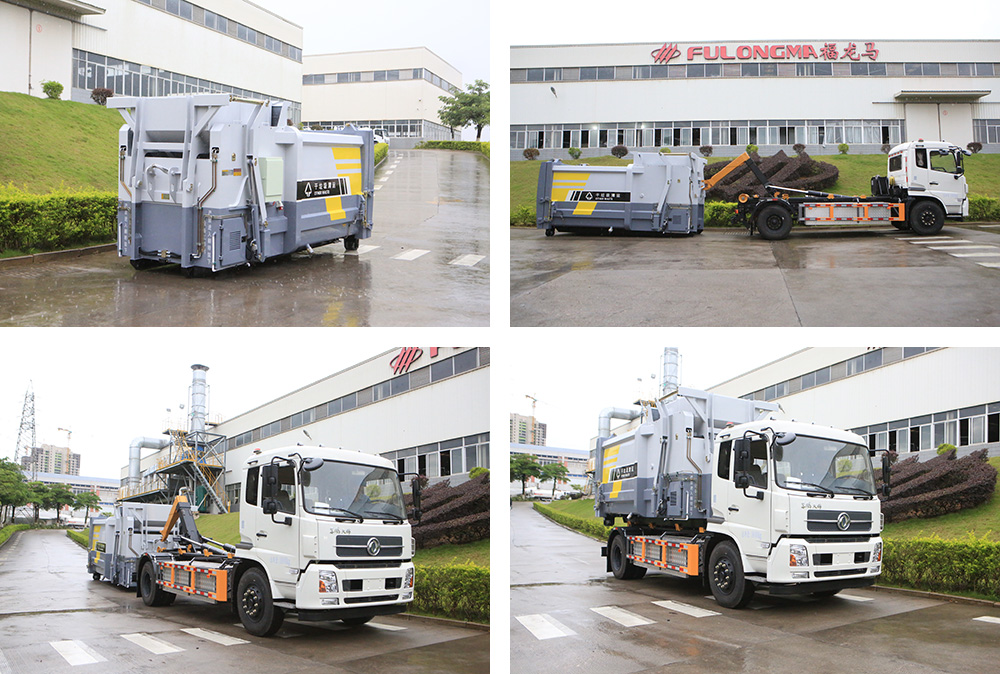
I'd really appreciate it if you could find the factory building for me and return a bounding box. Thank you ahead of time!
[510,39,1000,160]
[302,47,462,145]
[509,444,589,497]
[13,472,119,523]
[708,347,1000,460]
[1,0,303,118]
[120,348,489,513]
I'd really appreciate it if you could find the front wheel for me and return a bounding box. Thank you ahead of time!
[908,200,945,236]
[709,541,755,608]
[756,204,793,240]
[237,568,284,637]
[608,534,646,580]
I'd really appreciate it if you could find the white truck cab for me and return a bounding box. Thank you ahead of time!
[887,140,970,217]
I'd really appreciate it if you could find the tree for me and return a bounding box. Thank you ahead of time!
[26,482,49,523]
[510,453,541,496]
[541,463,570,498]
[0,459,29,525]
[74,491,101,528]
[437,80,490,142]
[47,485,76,525]
[41,80,64,99]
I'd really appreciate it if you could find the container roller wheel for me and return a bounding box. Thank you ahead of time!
[544,228,555,237]
[344,235,360,251]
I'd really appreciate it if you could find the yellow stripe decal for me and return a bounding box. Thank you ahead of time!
[610,481,622,498]
[574,202,598,216]
[553,172,589,182]
[332,147,363,195]
[602,446,619,484]
[325,196,346,222]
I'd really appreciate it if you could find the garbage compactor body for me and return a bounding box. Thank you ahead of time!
[87,502,173,588]
[111,94,374,272]
[595,388,779,524]
[536,153,707,236]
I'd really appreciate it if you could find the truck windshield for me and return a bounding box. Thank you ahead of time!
[301,461,406,520]
[773,435,876,496]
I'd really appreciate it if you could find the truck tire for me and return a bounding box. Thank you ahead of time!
[545,227,555,237]
[344,235,360,251]
[708,541,755,609]
[908,200,944,236]
[139,561,174,607]
[756,205,793,241]
[341,616,374,627]
[609,533,646,580]
[891,220,909,231]
[237,567,284,637]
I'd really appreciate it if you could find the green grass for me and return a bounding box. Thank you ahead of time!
[510,152,1000,219]
[0,92,124,194]
[882,457,1000,542]
[194,511,239,545]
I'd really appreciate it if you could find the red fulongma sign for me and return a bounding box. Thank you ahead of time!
[651,42,879,63]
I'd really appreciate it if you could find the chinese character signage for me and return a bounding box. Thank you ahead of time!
[651,42,879,63]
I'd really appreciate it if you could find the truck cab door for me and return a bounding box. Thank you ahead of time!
[726,439,772,569]
[927,149,967,216]
[256,463,301,594]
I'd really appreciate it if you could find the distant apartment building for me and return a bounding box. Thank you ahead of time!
[20,443,80,475]
[510,413,547,446]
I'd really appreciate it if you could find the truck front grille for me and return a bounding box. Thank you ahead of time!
[335,535,404,558]
[343,594,399,604]
[814,568,867,578]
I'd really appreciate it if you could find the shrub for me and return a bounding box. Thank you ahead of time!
[967,142,982,154]
[0,524,29,547]
[969,197,1000,222]
[407,473,489,548]
[878,449,997,523]
[611,145,628,159]
[659,147,672,154]
[413,564,489,623]
[882,537,1000,601]
[0,189,117,253]
[704,150,838,202]
[705,201,737,227]
[510,205,535,227]
[468,467,489,479]
[838,143,850,155]
[67,529,88,547]
[415,140,486,152]
[567,147,581,160]
[41,80,63,100]
[523,148,540,160]
[881,143,892,154]
[91,87,114,106]
[374,143,388,166]
[792,143,806,156]
[534,502,611,540]
[480,142,489,160]
[699,145,713,157]
[746,144,759,154]
[936,443,957,456]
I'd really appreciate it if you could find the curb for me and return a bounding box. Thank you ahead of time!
[399,612,489,631]
[0,243,115,268]
[872,584,1000,608]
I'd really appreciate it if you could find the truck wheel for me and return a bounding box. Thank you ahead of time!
[909,201,944,236]
[139,562,174,607]
[891,220,909,231]
[609,534,646,580]
[544,227,555,237]
[238,568,284,637]
[341,616,374,627]
[709,541,755,608]
[756,205,793,241]
[344,235,360,251]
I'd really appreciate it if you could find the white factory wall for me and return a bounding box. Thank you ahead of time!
[1,2,75,98]
[73,0,302,101]
[710,348,1000,432]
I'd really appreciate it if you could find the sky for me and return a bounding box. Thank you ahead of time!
[507,344,808,452]
[0,329,408,480]
[250,0,491,141]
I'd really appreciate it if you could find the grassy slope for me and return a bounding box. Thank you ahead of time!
[511,153,1000,216]
[0,92,123,193]
[195,511,488,566]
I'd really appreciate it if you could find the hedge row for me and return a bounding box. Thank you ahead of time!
[877,449,997,523]
[0,524,29,547]
[67,529,88,547]
[969,196,1000,222]
[533,502,611,540]
[406,473,489,549]
[415,140,490,160]
[882,537,1000,600]
[412,563,489,623]
[0,189,117,252]
[374,142,388,167]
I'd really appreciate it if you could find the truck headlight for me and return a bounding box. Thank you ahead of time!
[404,567,414,588]
[318,570,339,593]
[789,544,808,567]
[873,542,882,563]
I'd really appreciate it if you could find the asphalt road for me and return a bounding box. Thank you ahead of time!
[510,503,1000,674]
[0,529,488,674]
[511,223,1000,326]
[0,149,489,327]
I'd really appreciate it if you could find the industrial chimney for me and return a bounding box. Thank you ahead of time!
[189,364,209,435]
[660,347,680,397]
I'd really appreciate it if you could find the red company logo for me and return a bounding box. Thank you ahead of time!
[391,347,423,374]
[651,43,681,64]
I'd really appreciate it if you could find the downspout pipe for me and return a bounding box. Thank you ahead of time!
[129,437,171,488]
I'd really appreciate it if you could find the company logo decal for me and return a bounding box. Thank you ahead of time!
[610,463,638,481]
[652,42,879,63]
[367,537,381,556]
[651,43,681,64]
[296,177,349,200]
[391,347,423,374]
[837,512,852,531]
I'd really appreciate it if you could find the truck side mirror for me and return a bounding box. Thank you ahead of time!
[732,438,751,490]
[261,464,279,499]
[881,452,892,498]
[409,476,423,523]
[262,498,278,515]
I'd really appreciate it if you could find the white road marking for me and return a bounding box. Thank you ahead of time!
[949,252,1000,258]
[515,614,576,640]
[393,249,430,261]
[121,633,184,654]
[368,622,406,631]
[378,177,390,183]
[50,640,107,666]
[383,170,393,175]
[0,647,12,674]
[839,594,874,603]
[179,628,249,646]
[652,600,720,618]
[349,244,379,256]
[374,185,382,191]
[979,262,1000,268]
[590,606,655,627]
[973,616,1000,624]
[449,254,486,267]
[897,236,955,242]
[927,245,997,251]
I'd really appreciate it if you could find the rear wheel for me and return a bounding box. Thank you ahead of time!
[139,561,174,607]
[891,220,909,231]
[756,204,793,240]
[341,616,374,627]
[344,235,360,251]
[92,572,101,581]
[709,541,755,608]
[609,534,646,580]
[908,200,945,236]
[238,567,284,637]
[544,227,555,237]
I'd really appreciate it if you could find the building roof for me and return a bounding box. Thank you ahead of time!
[30,471,119,486]
[510,443,589,459]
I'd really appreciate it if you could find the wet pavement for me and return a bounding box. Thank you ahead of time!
[0,529,488,674]
[0,150,489,326]
[510,503,1000,674]
[511,223,1000,326]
